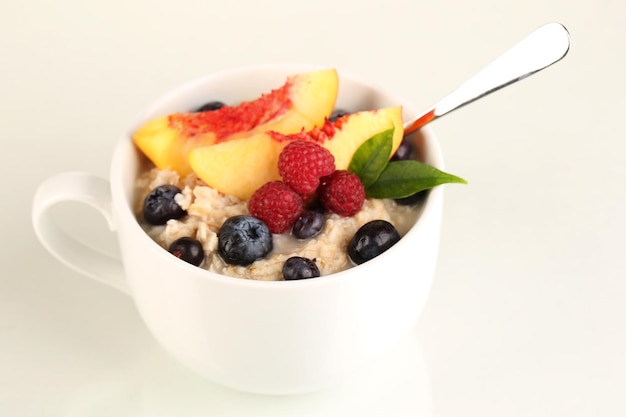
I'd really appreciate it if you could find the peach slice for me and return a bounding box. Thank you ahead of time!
[189,133,289,200]
[133,68,339,176]
[188,106,403,200]
[317,106,404,170]
[270,106,404,169]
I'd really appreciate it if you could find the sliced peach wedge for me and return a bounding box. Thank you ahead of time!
[189,132,287,200]
[188,106,404,200]
[133,68,339,176]
[318,106,403,170]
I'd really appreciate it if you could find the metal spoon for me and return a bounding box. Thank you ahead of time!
[403,22,571,135]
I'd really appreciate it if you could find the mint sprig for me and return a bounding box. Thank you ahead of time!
[348,128,394,187]
[348,129,467,199]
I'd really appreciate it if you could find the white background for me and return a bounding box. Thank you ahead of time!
[2,0,625,416]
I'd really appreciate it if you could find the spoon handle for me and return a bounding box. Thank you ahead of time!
[403,22,571,135]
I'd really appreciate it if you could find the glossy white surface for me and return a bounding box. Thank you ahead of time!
[2,0,625,415]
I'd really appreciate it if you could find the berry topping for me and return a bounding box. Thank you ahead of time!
[318,170,365,216]
[329,109,350,122]
[395,190,428,206]
[390,135,415,161]
[347,220,401,265]
[168,237,205,266]
[218,215,273,266]
[278,140,335,195]
[195,101,226,112]
[282,256,321,280]
[292,210,325,239]
[143,184,187,225]
[249,181,305,234]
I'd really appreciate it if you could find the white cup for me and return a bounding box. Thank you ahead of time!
[32,65,444,395]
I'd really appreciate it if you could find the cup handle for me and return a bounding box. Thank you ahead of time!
[32,172,130,295]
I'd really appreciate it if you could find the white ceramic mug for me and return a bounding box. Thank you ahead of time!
[32,65,444,395]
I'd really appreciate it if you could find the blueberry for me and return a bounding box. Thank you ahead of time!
[282,256,320,280]
[195,101,225,112]
[395,190,428,206]
[143,185,187,225]
[329,109,350,122]
[292,210,325,239]
[218,215,273,266]
[168,237,204,266]
[348,220,401,265]
[391,136,415,161]
[305,198,326,213]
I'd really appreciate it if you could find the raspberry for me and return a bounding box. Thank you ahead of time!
[249,181,304,233]
[278,140,335,195]
[318,170,365,216]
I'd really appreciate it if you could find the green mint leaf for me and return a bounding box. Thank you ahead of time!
[348,128,394,188]
[365,160,467,199]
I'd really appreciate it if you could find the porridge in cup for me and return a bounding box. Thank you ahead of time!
[32,65,455,394]
[132,68,463,282]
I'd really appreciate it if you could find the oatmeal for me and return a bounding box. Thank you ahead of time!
[136,167,420,281]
